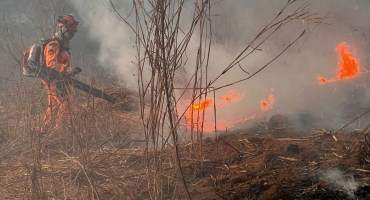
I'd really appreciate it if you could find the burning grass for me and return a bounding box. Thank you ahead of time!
[318,42,360,85]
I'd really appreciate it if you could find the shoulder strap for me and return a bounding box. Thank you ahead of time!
[39,38,63,64]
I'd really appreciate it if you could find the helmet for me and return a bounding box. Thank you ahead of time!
[57,15,79,32]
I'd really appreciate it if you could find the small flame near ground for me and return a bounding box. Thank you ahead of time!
[261,101,268,110]
[261,94,275,111]
[185,91,245,132]
[184,91,275,132]
[318,42,360,85]
[184,98,212,121]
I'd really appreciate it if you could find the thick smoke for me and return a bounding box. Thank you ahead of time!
[66,0,370,131]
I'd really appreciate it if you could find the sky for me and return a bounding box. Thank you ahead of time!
[65,0,370,131]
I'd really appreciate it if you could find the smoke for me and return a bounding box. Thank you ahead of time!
[66,0,370,131]
[66,1,138,87]
[319,168,360,198]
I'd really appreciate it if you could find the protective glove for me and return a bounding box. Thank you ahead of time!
[22,66,33,77]
[65,67,82,76]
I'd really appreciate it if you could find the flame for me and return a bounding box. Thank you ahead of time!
[217,90,243,107]
[184,91,275,132]
[184,91,244,132]
[185,99,212,120]
[269,94,274,105]
[261,94,274,111]
[191,99,212,110]
[318,42,360,85]
[261,101,269,110]
[336,42,359,79]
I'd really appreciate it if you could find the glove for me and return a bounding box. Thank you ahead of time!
[22,66,33,77]
[65,67,82,76]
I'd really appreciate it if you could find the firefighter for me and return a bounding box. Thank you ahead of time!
[40,14,81,134]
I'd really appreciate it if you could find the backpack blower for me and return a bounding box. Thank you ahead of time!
[22,39,116,103]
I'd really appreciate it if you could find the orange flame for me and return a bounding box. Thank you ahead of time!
[269,94,274,105]
[191,99,212,110]
[261,101,269,110]
[318,42,359,85]
[185,91,245,132]
[185,99,212,120]
[217,90,243,107]
[184,91,275,132]
[261,94,274,111]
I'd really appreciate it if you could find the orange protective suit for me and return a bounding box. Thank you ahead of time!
[41,38,73,133]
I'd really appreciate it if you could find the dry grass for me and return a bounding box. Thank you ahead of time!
[0,78,149,199]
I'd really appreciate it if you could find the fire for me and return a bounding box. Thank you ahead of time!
[269,94,274,105]
[185,99,212,120]
[217,90,243,107]
[318,42,360,85]
[184,91,275,132]
[261,94,274,111]
[191,99,212,110]
[185,91,244,132]
[261,101,269,110]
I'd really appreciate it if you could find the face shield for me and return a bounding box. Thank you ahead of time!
[61,26,76,40]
